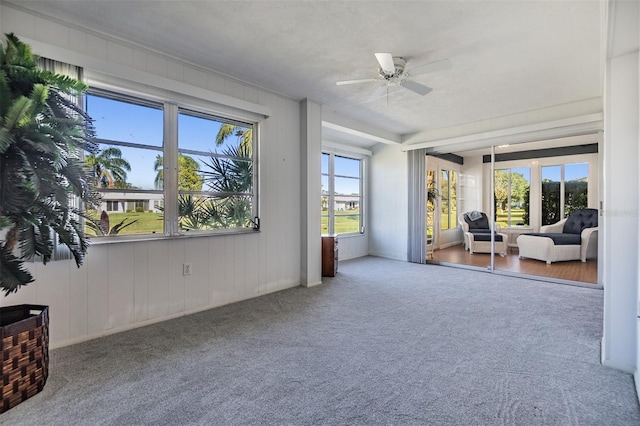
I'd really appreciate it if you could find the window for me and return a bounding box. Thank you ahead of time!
[541,163,588,225]
[494,167,530,227]
[321,153,363,235]
[85,92,164,236]
[177,110,255,231]
[85,90,257,237]
[440,170,457,230]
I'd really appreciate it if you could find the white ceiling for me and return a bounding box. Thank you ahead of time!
[11,1,605,151]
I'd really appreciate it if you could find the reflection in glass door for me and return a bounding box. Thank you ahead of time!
[495,160,596,284]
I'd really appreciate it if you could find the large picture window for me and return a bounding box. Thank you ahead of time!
[321,153,363,235]
[85,90,257,237]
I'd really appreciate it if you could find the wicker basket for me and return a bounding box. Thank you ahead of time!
[0,304,49,413]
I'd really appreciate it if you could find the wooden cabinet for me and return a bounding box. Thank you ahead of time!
[322,235,338,277]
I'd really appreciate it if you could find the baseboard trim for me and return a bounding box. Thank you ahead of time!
[50,281,300,350]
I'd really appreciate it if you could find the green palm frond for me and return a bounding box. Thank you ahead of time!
[0,246,34,296]
[4,96,33,130]
[0,71,10,118]
[1,33,97,293]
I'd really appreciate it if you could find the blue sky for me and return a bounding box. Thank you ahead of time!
[542,163,589,182]
[321,154,361,195]
[87,95,243,189]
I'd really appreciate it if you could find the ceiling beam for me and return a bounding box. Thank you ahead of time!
[322,109,401,145]
[400,113,603,153]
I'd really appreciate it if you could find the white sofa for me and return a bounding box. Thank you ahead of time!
[517,208,598,264]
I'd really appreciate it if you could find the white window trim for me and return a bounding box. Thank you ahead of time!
[322,152,365,236]
[86,84,260,242]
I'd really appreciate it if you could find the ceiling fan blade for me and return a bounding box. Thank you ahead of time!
[400,79,433,96]
[366,84,388,103]
[407,58,452,76]
[374,53,395,74]
[336,78,379,86]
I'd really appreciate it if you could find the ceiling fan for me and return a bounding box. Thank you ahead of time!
[336,53,451,102]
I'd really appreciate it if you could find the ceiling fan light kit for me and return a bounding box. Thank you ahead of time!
[336,52,449,100]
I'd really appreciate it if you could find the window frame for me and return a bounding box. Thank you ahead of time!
[321,152,364,236]
[440,169,458,231]
[541,162,589,225]
[85,87,260,240]
[494,167,531,227]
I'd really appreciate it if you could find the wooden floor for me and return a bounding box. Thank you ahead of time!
[430,244,598,284]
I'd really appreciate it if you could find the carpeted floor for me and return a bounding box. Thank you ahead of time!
[1,256,638,425]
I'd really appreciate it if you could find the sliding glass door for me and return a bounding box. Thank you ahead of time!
[423,145,598,285]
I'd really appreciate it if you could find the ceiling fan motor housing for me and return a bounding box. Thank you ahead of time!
[379,57,406,79]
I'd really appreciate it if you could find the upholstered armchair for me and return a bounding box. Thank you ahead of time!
[459,212,508,256]
[517,208,598,264]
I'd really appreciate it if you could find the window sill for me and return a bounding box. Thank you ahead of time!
[89,228,259,245]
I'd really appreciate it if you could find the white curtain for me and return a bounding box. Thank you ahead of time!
[36,57,84,262]
[407,149,427,263]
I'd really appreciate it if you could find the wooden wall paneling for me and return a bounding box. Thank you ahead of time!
[184,237,210,311]
[107,243,135,329]
[132,47,147,72]
[167,60,184,82]
[146,241,170,319]
[184,66,207,89]
[167,239,186,315]
[68,257,89,339]
[69,28,88,53]
[2,6,37,36]
[147,53,169,78]
[34,15,67,45]
[85,33,107,61]
[244,234,260,296]
[133,242,149,322]
[208,237,233,305]
[107,41,134,67]
[233,235,247,300]
[86,245,109,334]
[35,260,71,342]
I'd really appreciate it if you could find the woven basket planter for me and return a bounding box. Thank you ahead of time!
[0,305,49,413]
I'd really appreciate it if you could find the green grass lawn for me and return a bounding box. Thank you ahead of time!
[86,211,164,236]
[321,210,360,234]
[496,207,527,227]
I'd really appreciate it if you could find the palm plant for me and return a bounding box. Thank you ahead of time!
[215,123,252,155]
[200,143,253,228]
[84,211,138,236]
[85,146,131,188]
[0,33,98,295]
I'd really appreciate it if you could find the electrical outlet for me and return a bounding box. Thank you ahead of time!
[183,263,192,276]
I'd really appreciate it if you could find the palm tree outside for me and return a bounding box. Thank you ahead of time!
[85,146,131,188]
[216,123,252,155]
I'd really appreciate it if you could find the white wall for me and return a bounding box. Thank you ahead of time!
[460,156,483,214]
[337,234,369,261]
[602,0,639,374]
[369,144,408,260]
[0,5,304,348]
